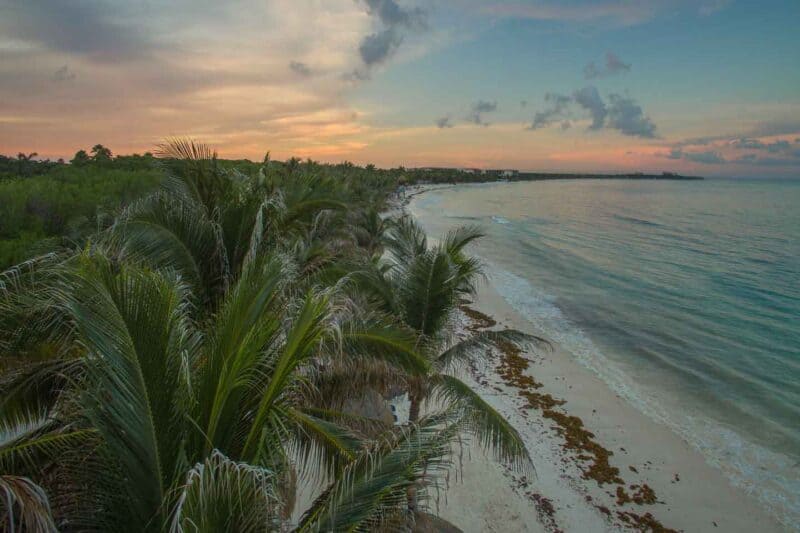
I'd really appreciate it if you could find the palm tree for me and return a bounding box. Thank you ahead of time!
[15,152,37,177]
[90,144,112,162]
[351,208,389,258]
[351,215,549,469]
[109,139,349,311]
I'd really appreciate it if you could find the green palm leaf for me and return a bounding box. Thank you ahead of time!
[297,411,463,532]
[194,255,288,457]
[241,290,333,462]
[65,255,191,528]
[435,329,548,373]
[337,316,430,376]
[398,249,458,337]
[284,407,363,479]
[432,374,531,473]
[0,409,94,475]
[384,216,427,266]
[442,224,484,256]
[112,192,228,303]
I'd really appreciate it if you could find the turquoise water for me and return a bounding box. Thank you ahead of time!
[410,179,800,525]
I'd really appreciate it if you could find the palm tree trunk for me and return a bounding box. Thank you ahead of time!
[408,392,421,423]
[406,390,423,516]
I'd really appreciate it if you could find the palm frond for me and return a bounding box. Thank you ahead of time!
[284,407,363,480]
[195,255,288,456]
[0,254,76,359]
[431,374,531,473]
[435,329,548,373]
[168,450,280,533]
[343,264,400,316]
[0,475,57,533]
[442,225,484,256]
[299,407,392,440]
[398,249,459,337]
[65,255,192,526]
[0,409,94,475]
[384,216,427,266]
[297,411,464,532]
[337,316,430,376]
[0,359,84,421]
[112,192,228,303]
[155,138,225,216]
[156,138,217,162]
[241,290,333,461]
[308,358,408,420]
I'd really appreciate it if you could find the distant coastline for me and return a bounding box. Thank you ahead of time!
[403,168,703,186]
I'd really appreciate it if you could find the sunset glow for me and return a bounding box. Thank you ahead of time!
[1,0,799,177]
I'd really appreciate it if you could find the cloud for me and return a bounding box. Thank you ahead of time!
[529,86,657,138]
[766,140,791,153]
[665,148,741,165]
[357,0,426,69]
[0,0,154,62]
[667,133,800,170]
[684,150,726,164]
[467,100,498,126]
[584,52,631,79]
[573,86,608,130]
[529,92,571,129]
[664,149,725,164]
[289,61,312,76]
[51,64,76,82]
[364,0,425,28]
[666,148,683,159]
[0,1,380,160]
[730,137,766,149]
[730,137,798,153]
[359,28,403,66]
[606,94,657,138]
[436,115,454,128]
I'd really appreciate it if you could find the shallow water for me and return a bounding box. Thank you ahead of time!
[410,178,800,526]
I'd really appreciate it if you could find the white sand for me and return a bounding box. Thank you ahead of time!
[434,280,788,532]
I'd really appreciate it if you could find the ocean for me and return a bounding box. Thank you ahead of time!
[409,178,800,526]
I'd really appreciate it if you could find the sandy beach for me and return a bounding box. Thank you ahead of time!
[402,186,789,533]
[428,280,787,533]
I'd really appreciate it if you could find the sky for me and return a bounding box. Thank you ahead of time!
[1,0,799,177]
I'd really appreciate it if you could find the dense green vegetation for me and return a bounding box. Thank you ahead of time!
[0,146,163,269]
[0,140,542,531]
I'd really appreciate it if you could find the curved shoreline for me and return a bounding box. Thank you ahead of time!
[404,186,789,532]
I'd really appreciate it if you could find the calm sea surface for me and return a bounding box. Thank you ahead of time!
[410,178,800,525]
